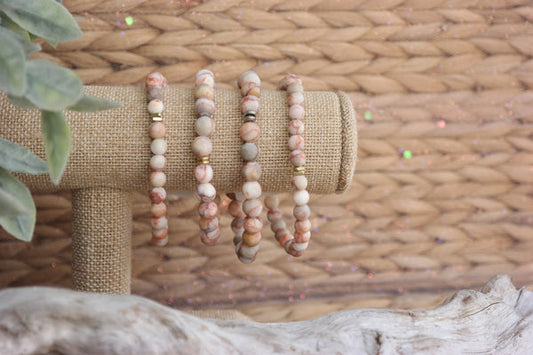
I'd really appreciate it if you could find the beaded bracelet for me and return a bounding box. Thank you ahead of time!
[146,72,169,246]
[231,70,263,264]
[192,69,221,246]
[265,74,311,257]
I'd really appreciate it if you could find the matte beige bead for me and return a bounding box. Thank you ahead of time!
[276,229,292,246]
[289,149,306,167]
[240,95,260,115]
[198,201,218,218]
[199,216,219,233]
[243,198,263,217]
[197,183,216,202]
[149,172,166,187]
[271,219,286,233]
[192,136,212,158]
[279,74,301,89]
[195,116,215,137]
[194,164,213,184]
[146,72,168,89]
[288,134,304,151]
[242,231,261,247]
[295,231,311,243]
[289,104,305,121]
[242,181,262,199]
[200,228,220,246]
[147,87,163,101]
[151,227,168,241]
[151,138,167,155]
[228,199,245,218]
[239,122,260,143]
[195,97,215,117]
[288,91,304,106]
[238,70,261,89]
[238,243,259,260]
[242,162,262,181]
[241,142,259,161]
[149,122,165,139]
[240,80,260,97]
[231,217,245,234]
[264,195,279,209]
[267,208,283,222]
[151,216,168,230]
[293,204,311,220]
[291,175,308,190]
[288,120,304,135]
[151,202,167,218]
[295,219,312,233]
[292,242,309,252]
[195,69,215,87]
[148,99,164,115]
[293,190,310,206]
[287,81,304,94]
[195,83,214,100]
[244,217,263,233]
[149,187,166,204]
[150,155,166,171]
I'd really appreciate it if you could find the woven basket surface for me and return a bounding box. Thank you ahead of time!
[1,0,533,321]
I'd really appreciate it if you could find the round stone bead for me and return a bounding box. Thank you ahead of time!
[149,171,166,187]
[149,122,165,139]
[276,229,292,246]
[244,217,263,233]
[151,216,168,230]
[195,97,215,117]
[194,164,213,184]
[264,195,279,209]
[197,183,216,202]
[242,231,261,247]
[289,150,306,167]
[242,181,262,199]
[238,243,259,260]
[241,143,259,161]
[151,202,167,218]
[288,120,304,135]
[150,187,166,204]
[148,99,164,115]
[198,201,218,218]
[240,95,260,115]
[195,69,215,87]
[287,244,304,257]
[152,227,168,241]
[195,116,215,137]
[292,242,309,252]
[279,73,301,89]
[242,162,262,181]
[289,104,305,121]
[288,135,304,151]
[200,228,220,246]
[228,199,245,218]
[151,138,167,155]
[293,190,310,206]
[150,155,167,171]
[293,204,311,220]
[291,175,308,190]
[295,219,312,233]
[295,231,311,243]
[233,235,242,246]
[147,87,163,101]
[288,91,304,106]
[195,83,214,100]
[287,81,304,94]
[240,82,260,97]
[271,219,286,233]
[191,136,212,158]
[152,236,168,247]
[199,216,219,232]
[146,72,168,89]
[239,122,260,143]
[238,70,261,90]
[231,217,245,234]
[242,198,263,217]
[267,208,283,222]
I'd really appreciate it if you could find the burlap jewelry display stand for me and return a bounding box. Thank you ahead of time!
[0,87,357,294]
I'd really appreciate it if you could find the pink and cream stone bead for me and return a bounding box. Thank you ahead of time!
[146,72,169,246]
[194,69,220,246]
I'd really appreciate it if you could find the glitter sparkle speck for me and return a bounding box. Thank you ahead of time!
[437,120,446,128]
[403,150,412,159]
[364,110,372,120]
[125,16,134,26]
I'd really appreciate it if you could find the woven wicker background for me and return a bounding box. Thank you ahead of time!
[1,0,533,321]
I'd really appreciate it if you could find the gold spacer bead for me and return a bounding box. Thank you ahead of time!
[198,156,210,165]
[294,166,305,175]
[151,114,163,122]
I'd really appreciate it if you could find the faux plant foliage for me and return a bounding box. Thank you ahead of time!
[68,94,123,112]
[41,111,71,185]
[0,167,36,241]
[0,26,25,95]
[0,137,48,174]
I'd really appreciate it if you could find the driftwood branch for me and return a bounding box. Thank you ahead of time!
[1,275,531,354]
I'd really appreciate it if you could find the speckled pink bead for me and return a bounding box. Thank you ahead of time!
[151,216,168,230]
[198,201,218,218]
[231,217,245,234]
[264,195,279,209]
[288,91,304,106]
[291,175,308,190]
[152,228,168,241]
[295,219,311,233]
[197,183,216,202]
[240,142,259,161]
[149,171,166,187]
[242,181,262,199]
[287,81,304,94]
[267,209,283,222]
[295,231,311,243]
[191,136,212,158]
[146,72,168,89]
[279,73,301,89]
[239,122,261,143]
[288,134,305,151]
[271,219,286,233]
[237,243,259,260]
[293,205,311,220]
[150,155,167,171]
[289,104,305,121]
[242,231,261,247]
[195,97,215,117]
[244,217,263,233]
[200,228,220,246]
[288,120,304,135]
[293,190,310,206]
[150,187,166,204]
[199,216,219,232]
[228,199,245,218]
[194,164,213,183]
[149,122,165,139]
[151,139,167,155]
[243,198,263,217]
[242,162,261,181]
[292,242,308,252]
[240,95,260,114]
[195,116,215,137]
[151,202,167,218]
[238,70,261,90]
[195,83,214,100]
[195,69,215,87]
[289,150,306,167]
[148,99,164,115]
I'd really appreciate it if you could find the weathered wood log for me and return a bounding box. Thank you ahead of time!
[1,275,531,354]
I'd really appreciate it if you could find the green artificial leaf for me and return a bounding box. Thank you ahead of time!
[41,110,70,185]
[0,0,82,46]
[0,22,42,57]
[0,167,36,241]
[7,94,37,109]
[25,59,83,111]
[0,26,26,95]
[0,138,48,174]
[0,12,30,41]
[0,188,27,216]
[68,94,122,112]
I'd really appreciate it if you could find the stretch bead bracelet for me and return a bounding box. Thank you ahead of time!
[146,72,169,246]
[193,69,221,246]
[265,74,311,257]
[231,70,263,264]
